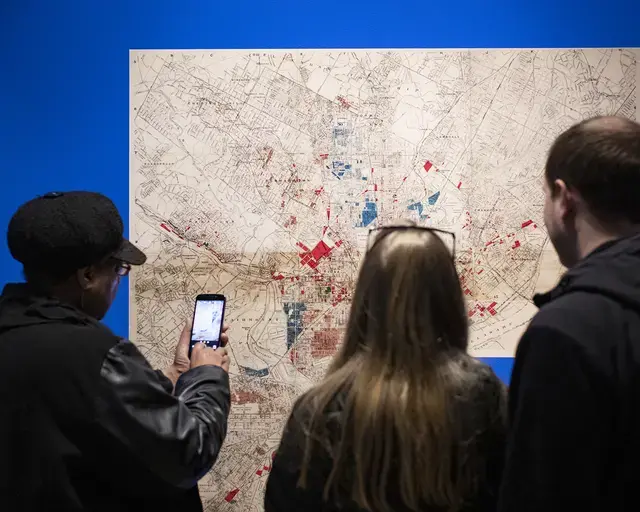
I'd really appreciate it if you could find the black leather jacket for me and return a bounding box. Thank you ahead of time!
[0,284,230,511]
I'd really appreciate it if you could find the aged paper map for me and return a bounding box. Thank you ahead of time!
[130,49,638,510]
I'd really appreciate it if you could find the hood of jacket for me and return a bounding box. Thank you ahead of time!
[0,283,98,335]
[534,233,640,312]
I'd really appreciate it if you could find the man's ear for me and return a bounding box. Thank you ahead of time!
[75,266,93,291]
[554,179,576,220]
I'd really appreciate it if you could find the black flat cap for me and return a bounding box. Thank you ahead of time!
[7,191,146,277]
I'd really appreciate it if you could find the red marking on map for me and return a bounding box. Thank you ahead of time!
[312,329,340,358]
[299,240,331,269]
[424,161,433,172]
[374,184,378,191]
[512,240,521,249]
[488,302,498,316]
[311,240,331,260]
[160,223,171,232]
[225,489,239,503]
[319,154,329,160]
[457,182,462,189]
[263,148,273,169]
[232,391,260,405]
[336,95,351,109]
[315,187,324,195]
[256,470,263,476]
[272,273,284,281]
[521,219,534,228]
[327,207,330,221]
[185,226,190,231]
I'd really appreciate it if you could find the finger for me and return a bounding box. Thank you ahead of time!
[220,332,229,347]
[178,320,193,348]
[216,346,228,355]
[221,323,230,333]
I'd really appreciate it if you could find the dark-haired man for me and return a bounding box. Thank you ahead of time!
[498,116,640,512]
[0,191,231,511]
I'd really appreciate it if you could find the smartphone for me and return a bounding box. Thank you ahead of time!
[189,294,226,357]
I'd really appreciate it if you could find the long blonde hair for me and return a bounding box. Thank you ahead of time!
[296,223,482,511]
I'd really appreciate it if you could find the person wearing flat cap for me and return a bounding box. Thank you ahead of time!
[0,191,231,512]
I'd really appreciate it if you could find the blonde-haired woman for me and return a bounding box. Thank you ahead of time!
[265,223,507,512]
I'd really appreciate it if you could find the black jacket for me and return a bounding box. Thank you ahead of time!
[0,284,230,512]
[265,355,507,512]
[498,233,640,512]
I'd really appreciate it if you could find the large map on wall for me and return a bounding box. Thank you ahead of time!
[130,49,638,510]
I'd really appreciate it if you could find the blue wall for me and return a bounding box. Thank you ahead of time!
[2,0,639,385]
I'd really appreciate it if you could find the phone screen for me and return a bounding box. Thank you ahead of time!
[190,296,225,355]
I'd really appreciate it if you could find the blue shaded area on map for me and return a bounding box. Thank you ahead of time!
[407,201,423,216]
[331,161,354,180]
[240,366,269,378]
[284,302,307,349]
[428,191,441,205]
[358,200,378,227]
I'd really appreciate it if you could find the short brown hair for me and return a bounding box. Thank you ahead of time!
[545,116,640,223]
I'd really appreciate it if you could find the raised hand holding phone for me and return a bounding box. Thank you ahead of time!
[189,294,226,357]
[162,298,229,386]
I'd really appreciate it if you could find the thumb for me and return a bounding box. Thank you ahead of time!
[191,341,205,357]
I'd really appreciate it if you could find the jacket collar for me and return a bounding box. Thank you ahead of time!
[533,234,640,308]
